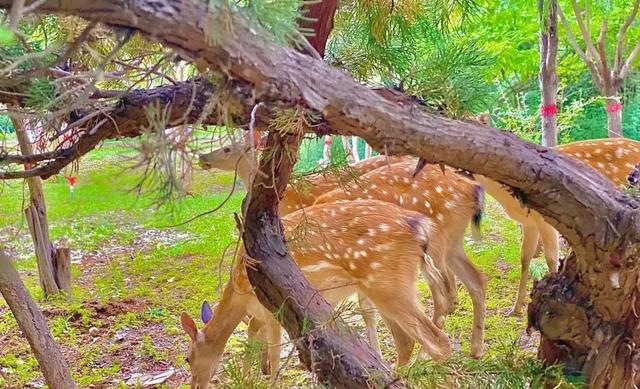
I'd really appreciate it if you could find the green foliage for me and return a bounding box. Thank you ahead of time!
[0,25,14,44]
[399,340,579,388]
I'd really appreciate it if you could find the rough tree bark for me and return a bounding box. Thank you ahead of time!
[241,131,401,388]
[3,1,640,386]
[0,249,77,388]
[11,116,68,296]
[558,0,640,138]
[539,0,558,147]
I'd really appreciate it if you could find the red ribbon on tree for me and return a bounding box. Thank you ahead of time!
[324,136,332,146]
[540,104,558,117]
[65,176,77,196]
[606,102,622,113]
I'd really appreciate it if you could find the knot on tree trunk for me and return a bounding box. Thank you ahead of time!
[528,253,640,386]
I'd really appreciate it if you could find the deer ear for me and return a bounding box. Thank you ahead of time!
[180,312,198,341]
[201,300,213,324]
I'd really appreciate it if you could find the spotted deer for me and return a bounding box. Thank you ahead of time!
[474,137,640,315]
[199,140,404,214]
[180,200,452,388]
[314,160,487,358]
[198,140,404,355]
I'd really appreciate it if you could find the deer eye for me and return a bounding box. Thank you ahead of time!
[185,356,191,364]
[223,147,231,153]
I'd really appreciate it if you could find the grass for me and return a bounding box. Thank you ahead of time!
[0,141,579,388]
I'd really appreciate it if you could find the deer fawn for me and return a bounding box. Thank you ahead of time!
[475,137,640,315]
[180,200,452,388]
[314,160,487,358]
[198,139,404,354]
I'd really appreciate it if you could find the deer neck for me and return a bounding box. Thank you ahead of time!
[235,153,259,189]
[201,280,251,368]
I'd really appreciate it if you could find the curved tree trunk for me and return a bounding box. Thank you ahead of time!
[0,249,77,388]
[241,132,402,388]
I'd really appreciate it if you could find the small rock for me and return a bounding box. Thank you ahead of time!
[126,369,175,387]
[114,328,128,342]
[88,327,100,336]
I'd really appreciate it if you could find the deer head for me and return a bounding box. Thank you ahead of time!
[198,133,266,187]
[180,301,217,389]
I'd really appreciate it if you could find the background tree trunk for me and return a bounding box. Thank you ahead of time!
[11,116,62,296]
[0,249,77,388]
[241,131,402,388]
[605,95,623,137]
[539,0,559,147]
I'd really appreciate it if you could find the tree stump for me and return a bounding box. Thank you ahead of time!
[53,248,72,297]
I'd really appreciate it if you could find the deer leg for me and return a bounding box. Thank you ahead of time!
[508,222,540,317]
[449,241,487,358]
[245,316,270,376]
[264,315,282,383]
[380,314,415,367]
[357,292,381,356]
[365,286,452,361]
[419,256,449,329]
[538,222,559,273]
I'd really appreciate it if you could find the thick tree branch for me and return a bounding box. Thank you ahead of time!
[0,78,259,179]
[2,0,638,254]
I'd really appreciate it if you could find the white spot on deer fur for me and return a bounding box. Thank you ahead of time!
[399,196,404,205]
[424,201,432,208]
[346,247,353,254]
[585,152,592,158]
[371,184,377,189]
[594,148,602,154]
[611,165,619,173]
[574,152,582,158]
[366,274,376,284]
[436,213,445,221]
[634,147,640,152]
[370,262,382,270]
[615,147,625,158]
[626,163,635,169]
[348,261,357,270]
[610,270,620,289]
[403,177,411,184]
[597,162,605,169]
[435,186,443,193]
[412,197,418,205]
[367,195,374,199]
[448,185,454,191]
[368,229,376,236]
[380,224,391,231]
[357,239,365,245]
[381,190,388,195]
[604,141,613,146]
[324,253,332,260]
[605,153,613,161]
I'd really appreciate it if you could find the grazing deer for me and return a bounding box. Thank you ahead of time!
[198,139,404,355]
[180,200,452,388]
[475,137,640,315]
[314,160,487,358]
